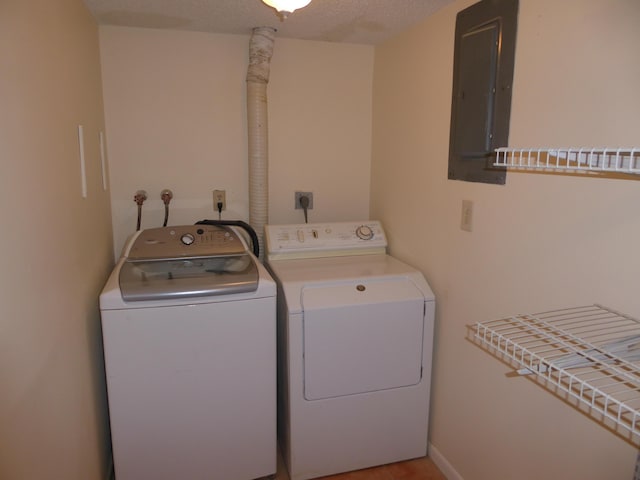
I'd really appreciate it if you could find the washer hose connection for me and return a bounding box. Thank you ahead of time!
[134,190,148,231]
[161,189,173,227]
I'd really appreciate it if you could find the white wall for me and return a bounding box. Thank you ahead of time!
[372,0,640,479]
[0,0,113,478]
[100,27,374,256]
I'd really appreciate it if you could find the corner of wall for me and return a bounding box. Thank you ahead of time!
[429,443,465,480]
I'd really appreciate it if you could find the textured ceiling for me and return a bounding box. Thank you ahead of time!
[83,0,455,45]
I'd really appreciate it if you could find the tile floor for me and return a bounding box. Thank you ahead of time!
[274,452,447,480]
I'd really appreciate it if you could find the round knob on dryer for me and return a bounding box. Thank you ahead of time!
[355,225,374,240]
[180,233,195,245]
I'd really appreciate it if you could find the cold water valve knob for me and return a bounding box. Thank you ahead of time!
[355,225,374,240]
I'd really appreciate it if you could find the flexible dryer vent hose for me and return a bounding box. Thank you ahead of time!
[246,26,276,260]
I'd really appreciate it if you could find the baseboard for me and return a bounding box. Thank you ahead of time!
[428,443,464,480]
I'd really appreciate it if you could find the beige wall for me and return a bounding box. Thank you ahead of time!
[0,0,113,479]
[372,0,640,479]
[100,27,373,255]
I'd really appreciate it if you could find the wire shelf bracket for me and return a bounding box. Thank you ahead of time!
[494,147,640,176]
[470,304,640,447]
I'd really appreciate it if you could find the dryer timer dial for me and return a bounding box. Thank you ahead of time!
[355,225,374,240]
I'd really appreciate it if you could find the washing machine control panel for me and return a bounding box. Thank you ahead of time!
[127,225,247,260]
[265,221,387,259]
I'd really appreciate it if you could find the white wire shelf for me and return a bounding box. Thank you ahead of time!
[471,305,640,446]
[494,147,640,175]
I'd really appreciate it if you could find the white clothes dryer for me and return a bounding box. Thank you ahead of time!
[264,221,435,480]
[100,224,276,480]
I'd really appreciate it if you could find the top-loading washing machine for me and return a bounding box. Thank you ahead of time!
[264,221,436,480]
[100,224,276,480]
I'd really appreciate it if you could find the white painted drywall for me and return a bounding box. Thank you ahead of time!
[100,27,373,256]
[372,0,640,478]
[0,1,113,478]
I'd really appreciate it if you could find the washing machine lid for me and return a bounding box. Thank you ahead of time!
[119,254,258,302]
[119,225,259,301]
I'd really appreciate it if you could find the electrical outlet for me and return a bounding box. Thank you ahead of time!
[295,192,313,210]
[461,199,473,232]
[213,189,226,211]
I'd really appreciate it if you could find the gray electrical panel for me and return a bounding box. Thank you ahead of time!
[448,0,518,184]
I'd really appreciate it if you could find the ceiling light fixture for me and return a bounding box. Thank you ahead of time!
[261,0,312,18]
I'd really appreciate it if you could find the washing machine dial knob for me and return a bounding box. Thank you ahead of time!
[355,225,374,240]
[180,233,195,245]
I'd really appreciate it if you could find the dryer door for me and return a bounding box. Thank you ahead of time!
[301,278,425,400]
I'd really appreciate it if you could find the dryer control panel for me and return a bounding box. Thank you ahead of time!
[264,221,387,260]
